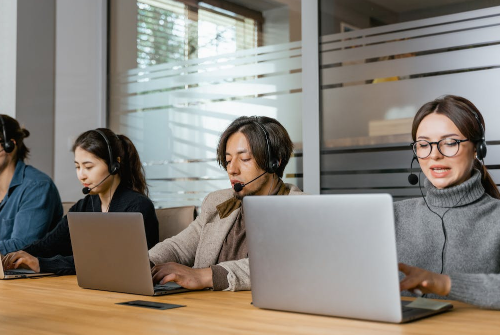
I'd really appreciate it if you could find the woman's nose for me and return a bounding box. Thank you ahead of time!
[429,143,444,159]
[77,170,86,180]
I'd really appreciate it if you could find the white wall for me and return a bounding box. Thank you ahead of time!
[0,0,55,177]
[0,0,17,117]
[54,0,107,201]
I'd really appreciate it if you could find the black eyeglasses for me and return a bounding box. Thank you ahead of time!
[412,138,469,159]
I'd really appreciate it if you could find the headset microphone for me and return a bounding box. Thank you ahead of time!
[408,156,419,185]
[233,171,267,192]
[82,173,112,195]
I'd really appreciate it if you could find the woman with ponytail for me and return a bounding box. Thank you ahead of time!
[0,115,62,255]
[395,95,500,309]
[2,129,158,275]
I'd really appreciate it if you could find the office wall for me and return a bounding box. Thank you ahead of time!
[54,0,107,201]
[0,0,55,178]
[319,5,500,199]
[0,0,17,117]
[16,0,56,178]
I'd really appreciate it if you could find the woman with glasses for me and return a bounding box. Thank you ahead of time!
[395,95,500,309]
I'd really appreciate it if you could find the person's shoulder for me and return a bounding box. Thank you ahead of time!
[393,197,421,212]
[21,165,58,194]
[120,187,155,208]
[195,188,234,219]
[477,193,500,209]
[68,197,89,212]
[203,188,234,206]
[285,183,304,195]
[23,164,55,185]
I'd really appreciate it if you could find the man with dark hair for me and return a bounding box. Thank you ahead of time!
[0,115,63,255]
[149,116,303,291]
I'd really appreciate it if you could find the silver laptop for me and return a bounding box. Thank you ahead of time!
[67,212,189,296]
[0,256,53,279]
[244,194,453,323]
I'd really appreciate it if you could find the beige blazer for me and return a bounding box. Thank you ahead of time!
[149,184,304,291]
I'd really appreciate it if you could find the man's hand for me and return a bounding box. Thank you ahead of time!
[151,262,213,290]
[2,251,40,273]
[399,262,451,296]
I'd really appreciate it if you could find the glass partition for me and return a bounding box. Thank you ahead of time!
[109,0,302,207]
[319,1,500,199]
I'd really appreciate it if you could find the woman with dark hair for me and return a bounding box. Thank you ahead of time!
[0,115,62,255]
[2,129,159,275]
[396,95,500,309]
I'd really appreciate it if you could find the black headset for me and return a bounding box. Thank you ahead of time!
[93,129,120,175]
[253,119,280,174]
[470,109,487,160]
[0,115,15,154]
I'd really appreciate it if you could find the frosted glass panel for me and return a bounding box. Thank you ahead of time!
[110,0,302,208]
[319,3,500,199]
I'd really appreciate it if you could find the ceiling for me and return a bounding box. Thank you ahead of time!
[225,0,290,12]
[367,0,474,13]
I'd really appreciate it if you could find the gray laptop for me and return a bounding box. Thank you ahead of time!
[244,194,453,323]
[67,212,189,296]
[0,257,53,279]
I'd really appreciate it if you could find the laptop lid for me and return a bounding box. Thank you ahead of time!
[68,212,157,295]
[244,194,404,323]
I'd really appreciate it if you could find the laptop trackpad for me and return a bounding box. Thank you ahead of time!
[406,298,453,310]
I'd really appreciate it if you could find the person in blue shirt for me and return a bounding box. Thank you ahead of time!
[0,115,63,255]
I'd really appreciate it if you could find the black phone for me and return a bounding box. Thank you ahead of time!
[117,300,185,310]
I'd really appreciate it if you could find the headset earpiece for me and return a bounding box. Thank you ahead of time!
[469,108,487,160]
[476,140,487,161]
[0,115,15,154]
[94,129,120,175]
[109,161,120,175]
[269,158,280,174]
[253,119,279,174]
[2,139,15,153]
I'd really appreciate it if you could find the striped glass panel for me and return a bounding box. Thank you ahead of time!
[320,5,500,198]
[110,39,303,208]
[110,0,303,208]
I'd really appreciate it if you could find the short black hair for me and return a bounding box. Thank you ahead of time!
[217,116,293,178]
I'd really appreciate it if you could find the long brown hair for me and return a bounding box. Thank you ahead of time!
[412,95,500,199]
[72,128,149,196]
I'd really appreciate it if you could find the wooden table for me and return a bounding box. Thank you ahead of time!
[0,276,499,334]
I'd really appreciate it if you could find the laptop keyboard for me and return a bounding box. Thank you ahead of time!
[402,305,415,313]
[154,282,184,292]
[4,269,36,275]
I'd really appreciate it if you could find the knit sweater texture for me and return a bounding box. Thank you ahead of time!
[394,170,500,309]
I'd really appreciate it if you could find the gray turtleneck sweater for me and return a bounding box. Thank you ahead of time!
[394,170,500,309]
